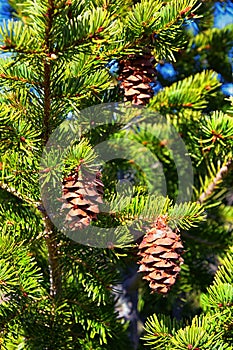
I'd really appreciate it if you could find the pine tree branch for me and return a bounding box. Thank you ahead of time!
[0,295,50,329]
[67,254,112,292]
[0,181,39,207]
[60,36,93,53]
[181,160,233,245]
[197,159,233,205]
[0,73,39,85]
[0,47,43,55]
[0,182,62,294]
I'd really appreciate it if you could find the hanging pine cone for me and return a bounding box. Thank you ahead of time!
[60,166,104,230]
[118,54,157,105]
[137,216,184,294]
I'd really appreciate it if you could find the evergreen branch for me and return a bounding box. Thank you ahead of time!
[150,0,201,60]
[168,202,205,229]
[188,24,233,53]
[52,6,115,52]
[179,161,232,245]
[65,298,118,344]
[52,69,111,99]
[43,61,52,142]
[43,0,54,143]
[0,182,62,270]
[142,313,180,348]
[200,111,233,146]
[0,183,63,298]
[0,181,39,208]
[66,254,113,293]
[197,159,233,205]
[0,58,43,88]
[143,313,226,349]
[57,35,95,54]
[149,70,221,112]
[124,0,162,37]
[0,19,43,52]
[214,249,233,286]
[0,47,44,55]
[200,250,233,341]
[155,0,199,29]
[0,73,38,85]
[170,315,225,349]
[0,295,49,330]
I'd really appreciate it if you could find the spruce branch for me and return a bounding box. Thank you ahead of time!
[0,182,62,294]
[148,70,221,112]
[0,181,39,207]
[0,73,38,85]
[0,47,44,54]
[197,159,233,205]
[182,161,233,246]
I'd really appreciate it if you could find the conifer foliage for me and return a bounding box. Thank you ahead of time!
[0,0,232,349]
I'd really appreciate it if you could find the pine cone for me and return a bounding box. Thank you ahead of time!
[118,54,157,105]
[60,166,104,230]
[137,216,184,294]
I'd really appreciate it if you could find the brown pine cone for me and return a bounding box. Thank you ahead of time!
[60,166,104,230]
[137,216,184,294]
[118,54,157,105]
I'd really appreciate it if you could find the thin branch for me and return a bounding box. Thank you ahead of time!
[43,62,52,143]
[182,160,233,246]
[0,181,39,208]
[197,159,233,205]
[0,47,44,55]
[40,206,62,298]
[0,73,40,86]
[41,0,62,299]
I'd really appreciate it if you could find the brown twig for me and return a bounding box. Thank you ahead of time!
[40,207,62,298]
[182,159,233,246]
[0,73,40,86]
[197,159,233,205]
[41,0,62,298]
